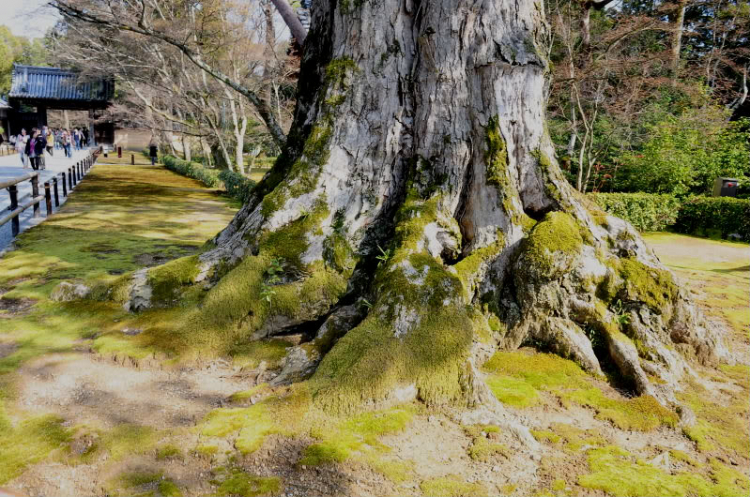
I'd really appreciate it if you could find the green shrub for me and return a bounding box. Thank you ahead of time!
[588,193,681,232]
[219,170,257,203]
[674,196,750,240]
[161,155,222,188]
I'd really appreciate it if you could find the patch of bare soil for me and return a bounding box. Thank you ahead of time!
[14,353,249,430]
[0,298,36,318]
[0,340,17,359]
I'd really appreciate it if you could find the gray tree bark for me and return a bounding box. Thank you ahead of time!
[121,0,727,416]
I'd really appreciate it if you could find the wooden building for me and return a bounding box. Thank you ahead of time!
[7,65,114,145]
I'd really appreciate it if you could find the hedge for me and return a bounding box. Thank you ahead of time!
[673,196,750,240]
[219,169,256,203]
[590,192,750,240]
[588,193,681,232]
[161,155,222,188]
[159,155,257,202]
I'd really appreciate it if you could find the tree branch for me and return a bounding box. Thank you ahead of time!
[49,0,288,149]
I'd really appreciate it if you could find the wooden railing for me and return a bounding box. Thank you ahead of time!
[1,149,100,238]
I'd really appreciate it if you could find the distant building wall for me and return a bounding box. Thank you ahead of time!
[114,128,152,151]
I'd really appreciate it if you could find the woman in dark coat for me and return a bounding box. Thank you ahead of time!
[149,141,158,166]
[25,128,47,171]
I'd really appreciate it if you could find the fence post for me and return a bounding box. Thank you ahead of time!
[44,182,53,216]
[118,146,122,158]
[62,172,67,196]
[31,174,40,218]
[53,178,60,206]
[9,185,19,237]
[72,167,77,187]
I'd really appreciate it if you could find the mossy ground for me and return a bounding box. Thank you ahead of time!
[643,232,749,341]
[483,350,677,431]
[0,162,239,486]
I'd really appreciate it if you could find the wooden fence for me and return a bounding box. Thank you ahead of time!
[1,149,100,238]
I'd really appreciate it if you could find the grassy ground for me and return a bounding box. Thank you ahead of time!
[0,161,239,488]
[0,166,748,497]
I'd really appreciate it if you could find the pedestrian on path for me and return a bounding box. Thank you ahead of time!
[62,131,72,158]
[26,128,47,171]
[149,140,158,166]
[45,128,55,157]
[16,129,29,168]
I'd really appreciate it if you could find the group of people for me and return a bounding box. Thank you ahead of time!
[9,126,88,170]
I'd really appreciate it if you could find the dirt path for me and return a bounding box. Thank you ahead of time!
[15,352,250,431]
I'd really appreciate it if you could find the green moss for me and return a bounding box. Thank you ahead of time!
[485,116,509,188]
[159,480,183,497]
[616,258,677,311]
[0,413,70,484]
[325,57,359,84]
[156,444,183,461]
[311,192,476,414]
[198,386,310,455]
[669,449,700,466]
[148,255,201,306]
[419,475,488,497]
[102,423,159,461]
[530,429,562,444]
[579,446,750,497]
[483,351,677,431]
[678,379,749,457]
[299,405,415,466]
[229,340,291,370]
[214,468,282,497]
[106,470,182,497]
[485,375,540,407]
[195,443,219,457]
[228,384,274,404]
[364,455,413,483]
[522,212,583,277]
[467,436,509,462]
[454,230,504,294]
[550,423,607,452]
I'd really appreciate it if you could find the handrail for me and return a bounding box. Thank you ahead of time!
[0,196,44,227]
[1,148,100,238]
[0,171,39,190]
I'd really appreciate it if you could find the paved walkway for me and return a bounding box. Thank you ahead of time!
[0,148,93,252]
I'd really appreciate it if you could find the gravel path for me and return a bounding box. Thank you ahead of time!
[0,148,93,252]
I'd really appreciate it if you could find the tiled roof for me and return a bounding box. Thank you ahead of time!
[9,65,113,102]
[0,97,10,109]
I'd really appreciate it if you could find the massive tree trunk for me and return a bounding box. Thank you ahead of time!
[119,0,726,416]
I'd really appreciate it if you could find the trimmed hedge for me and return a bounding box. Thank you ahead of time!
[590,192,750,240]
[219,169,257,203]
[588,193,681,232]
[160,154,257,202]
[162,155,222,188]
[673,196,750,240]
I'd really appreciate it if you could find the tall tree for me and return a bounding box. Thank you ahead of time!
[102,0,727,419]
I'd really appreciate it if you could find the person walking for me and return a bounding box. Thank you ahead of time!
[62,131,72,158]
[74,128,81,150]
[45,128,54,157]
[16,129,29,168]
[149,140,158,166]
[25,128,47,171]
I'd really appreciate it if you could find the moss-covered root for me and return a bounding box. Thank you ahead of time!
[308,195,487,414]
[502,210,725,414]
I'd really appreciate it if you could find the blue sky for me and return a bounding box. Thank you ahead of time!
[1,0,60,39]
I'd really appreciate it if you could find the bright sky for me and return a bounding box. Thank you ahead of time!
[1,0,60,39]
